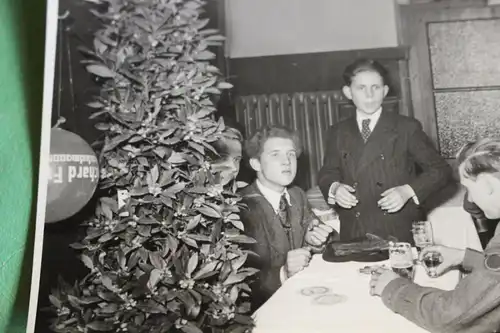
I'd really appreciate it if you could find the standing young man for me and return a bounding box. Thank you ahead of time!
[318,59,452,243]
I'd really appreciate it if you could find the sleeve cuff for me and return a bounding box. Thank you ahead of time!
[327,182,340,205]
[406,185,419,205]
[462,248,484,272]
[280,266,288,283]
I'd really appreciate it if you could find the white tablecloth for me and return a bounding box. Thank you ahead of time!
[253,188,483,333]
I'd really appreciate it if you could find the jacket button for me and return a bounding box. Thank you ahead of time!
[353,182,358,189]
[380,154,385,160]
[376,182,383,187]
[355,212,361,218]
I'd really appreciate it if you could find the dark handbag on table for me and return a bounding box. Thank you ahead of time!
[322,233,397,263]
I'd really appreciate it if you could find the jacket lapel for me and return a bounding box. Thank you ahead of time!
[246,182,292,253]
[288,192,304,249]
[339,118,364,179]
[356,111,398,174]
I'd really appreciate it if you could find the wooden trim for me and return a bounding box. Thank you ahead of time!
[228,46,410,96]
[400,4,500,149]
[435,85,500,93]
[398,59,413,117]
[229,46,410,63]
[405,0,489,9]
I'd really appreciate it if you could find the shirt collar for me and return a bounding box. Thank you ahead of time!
[256,179,291,213]
[356,107,382,129]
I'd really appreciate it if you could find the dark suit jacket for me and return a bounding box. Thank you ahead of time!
[239,182,313,310]
[318,110,452,244]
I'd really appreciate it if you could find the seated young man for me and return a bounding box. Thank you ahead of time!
[239,125,334,310]
[369,138,500,333]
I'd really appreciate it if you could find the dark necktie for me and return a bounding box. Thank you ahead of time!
[361,119,371,142]
[278,193,295,249]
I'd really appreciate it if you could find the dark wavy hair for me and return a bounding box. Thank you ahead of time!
[244,125,302,160]
[342,58,390,86]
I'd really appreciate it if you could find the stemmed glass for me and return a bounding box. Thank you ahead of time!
[412,221,433,251]
[412,221,444,278]
[421,251,444,278]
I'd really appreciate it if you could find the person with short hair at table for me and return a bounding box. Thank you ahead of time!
[239,125,335,310]
[209,127,244,187]
[370,138,500,333]
[318,58,452,244]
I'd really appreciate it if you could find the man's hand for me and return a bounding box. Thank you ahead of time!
[329,183,358,209]
[419,245,465,276]
[378,185,413,213]
[369,267,400,296]
[285,248,312,279]
[305,219,335,246]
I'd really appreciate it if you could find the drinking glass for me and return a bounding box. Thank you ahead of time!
[389,242,414,279]
[422,251,443,278]
[412,221,433,251]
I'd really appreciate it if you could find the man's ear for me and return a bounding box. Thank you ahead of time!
[383,85,389,98]
[249,157,261,173]
[478,174,495,195]
[342,85,352,100]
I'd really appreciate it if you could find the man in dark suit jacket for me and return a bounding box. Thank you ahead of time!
[318,59,452,244]
[240,125,334,310]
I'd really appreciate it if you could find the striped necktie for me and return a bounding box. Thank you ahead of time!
[278,193,295,249]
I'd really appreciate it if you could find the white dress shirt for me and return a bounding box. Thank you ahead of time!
[256,179,292,212]
[356,107,382,133]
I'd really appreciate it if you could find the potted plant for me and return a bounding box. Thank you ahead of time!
[48,1,257,332]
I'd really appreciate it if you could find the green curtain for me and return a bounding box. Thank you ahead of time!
[0,0,46,332]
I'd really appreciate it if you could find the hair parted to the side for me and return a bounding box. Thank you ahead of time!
[456,137,500,180]
[342,58,390,86]
[244,124,302,160]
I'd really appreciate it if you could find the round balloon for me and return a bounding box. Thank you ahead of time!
[46,128,100,223]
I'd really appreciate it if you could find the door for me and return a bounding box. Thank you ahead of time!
[401,1,500,160]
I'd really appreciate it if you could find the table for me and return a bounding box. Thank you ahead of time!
[253,255,458,333]
[253,187,483,333]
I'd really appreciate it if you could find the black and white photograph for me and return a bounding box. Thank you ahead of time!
[30,0,500,332]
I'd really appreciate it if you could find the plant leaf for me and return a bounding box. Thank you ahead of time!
[167,152,186,164]
[197,205,221,218]
[81,254,94,270]
[49,295,62,308]
[230,219,245,231]
[87,321,115,331]
[148,268,163,290]
[180,323,203,333]
[193,261,218,280]
[217,82,233,89]
[150,165,159,183]
[186,252,198,276]
[86,64,116,78]
[149,251,165,270]
[225,234,257,244]
[231,252,248,271]
[223,273,251,286]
